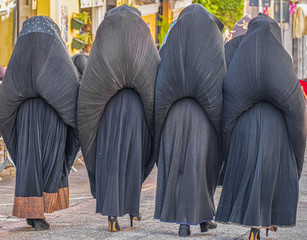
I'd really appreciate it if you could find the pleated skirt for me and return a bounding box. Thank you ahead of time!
[216,102,299,227]
[95,89,152,217]
[13,98,68,219]
[154,98,220,225]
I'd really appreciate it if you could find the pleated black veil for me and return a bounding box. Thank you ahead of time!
[0,16,79,218]
[78,5,160,197]
[154,4,226,224]
[0,16,79,164]
[216,14,306,227]
[155,4,226,153]
[222,14,306,176]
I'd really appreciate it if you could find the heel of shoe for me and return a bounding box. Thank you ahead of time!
[108,216,120,232]
[178,224,191,237]
[32,219,50,231]
[26,219,34,228]
[129,214,133,227]
[129,214,141,227]
[249,228,260,240]
[266,226,277,236]
[200,222,209,233]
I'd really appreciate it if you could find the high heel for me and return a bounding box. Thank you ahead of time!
[266,226,277,236]
[26,219,34,227]
[108,216,120,232]
[249,228,260,240]
[129,214,141,227]
[200,221,217,232]
[178,224,191,237]
[207,221,217,229]
[32,219,50,231]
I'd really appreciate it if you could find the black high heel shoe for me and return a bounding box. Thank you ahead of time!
[26,219,34,227]
[27,219,50,231]
[129,214,141,227]
[249,228,260,240]
[266,226,277,236]
[108,216,120,232]
[200,221,217,232]
[178,224,191,237]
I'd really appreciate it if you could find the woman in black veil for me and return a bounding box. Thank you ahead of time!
[154,4,226,237]
[0,16,79,230]
[216,14,306,240]
[78,5,159,232]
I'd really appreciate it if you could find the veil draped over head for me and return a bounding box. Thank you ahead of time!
[0,16,80,165]
[78,5,160,196]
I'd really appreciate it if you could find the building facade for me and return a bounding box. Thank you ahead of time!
[0,0,80,67]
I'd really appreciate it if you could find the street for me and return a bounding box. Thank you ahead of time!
[0,158,307,240]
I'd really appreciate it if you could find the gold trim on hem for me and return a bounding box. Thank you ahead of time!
[13,187,69,218]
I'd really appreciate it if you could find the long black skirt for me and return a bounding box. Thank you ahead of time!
[95,89,152,217]
[216,102,299,227]
[154,98,220,225]
[13,98,68,219]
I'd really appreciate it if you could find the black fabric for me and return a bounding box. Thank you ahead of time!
[155,99,220,224]
[154,4,226,225]
[78,5,159,198]
[95,89,151,217]
[225,15,251,43]
[224,15,251,69]
[0,16,79,197]
[72,53,88,81]
[216,102,299,227]
[216,14,306,227]
[224,35,244,68]
[15,98,68,197]
[222,14,306,177]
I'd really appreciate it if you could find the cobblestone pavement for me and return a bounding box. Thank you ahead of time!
[0,157,306,240]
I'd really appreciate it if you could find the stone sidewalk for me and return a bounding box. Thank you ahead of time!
[0,160,306,239]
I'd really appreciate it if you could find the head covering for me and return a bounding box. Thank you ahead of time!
[0,16,79,160]
[225,14,251,43]
[224,14,251,68]
[155,3,226,146]
[222,14,306,176]
[72,53,88,81]
[78,5,160,192]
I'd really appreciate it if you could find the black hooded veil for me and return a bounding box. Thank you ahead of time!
[154,4,226,225]
[0,16,79,218]
[224,15,251,68]
[78,5,160,217]
[216,14,306,227]
[72,53,88,81]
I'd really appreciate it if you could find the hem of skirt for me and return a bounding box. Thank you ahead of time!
[154,217,214,226]
[13,187,69,218]
[97,210,139,218]
[215,220,296,229]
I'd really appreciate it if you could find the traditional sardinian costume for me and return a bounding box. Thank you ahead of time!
[154,4,226,236]
[217,15,252,186]
[224,14,251,68]
[72,53,88,81]
[0,16,79,224]
[216,14,306,232]
[77,5,159,228]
